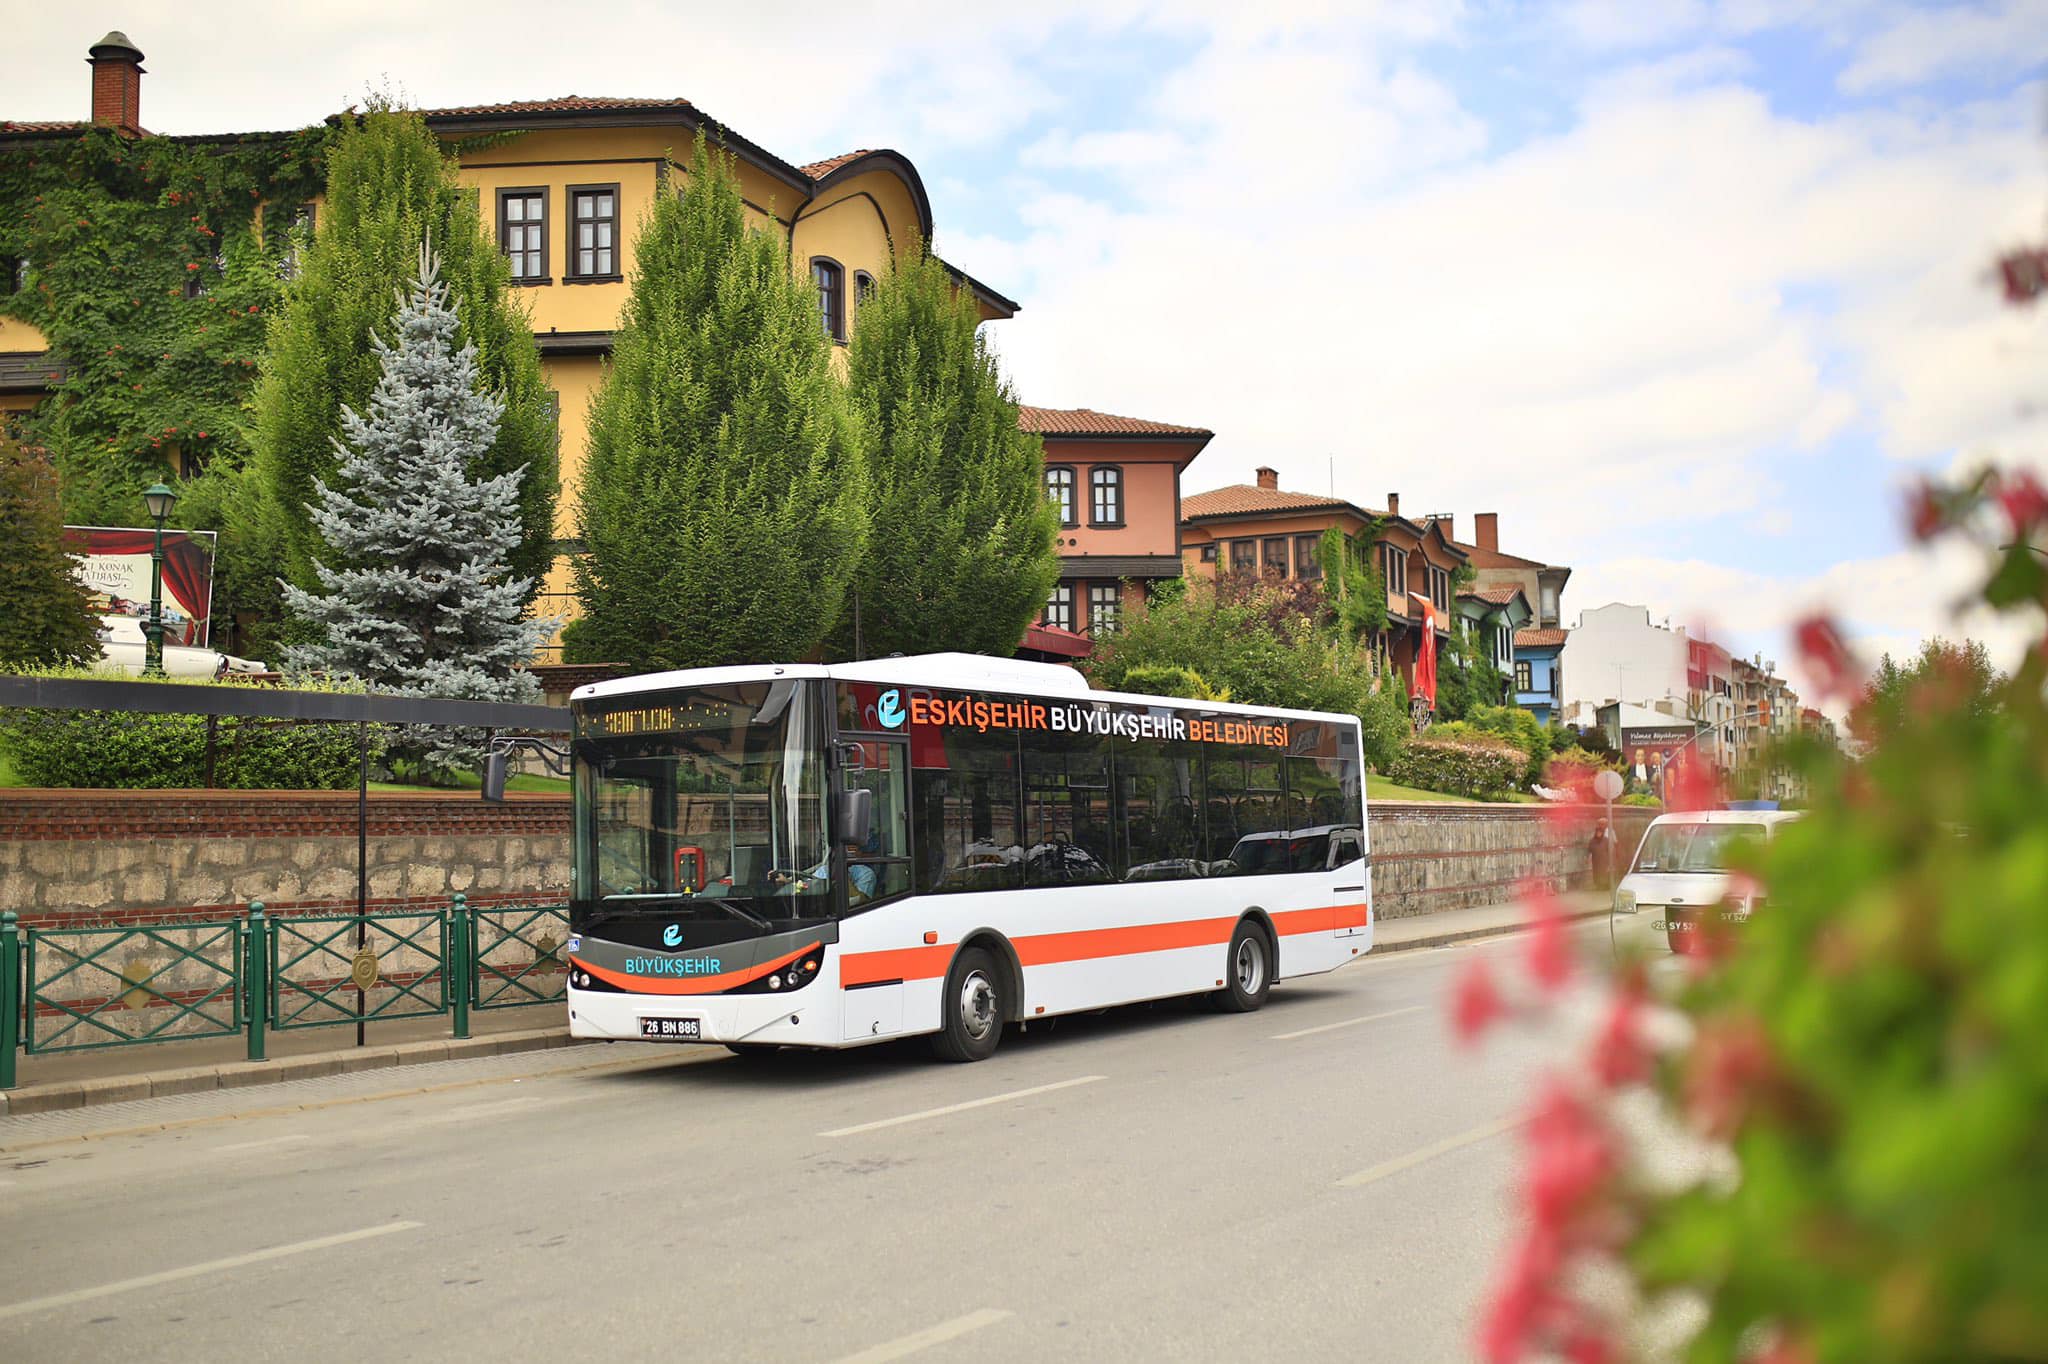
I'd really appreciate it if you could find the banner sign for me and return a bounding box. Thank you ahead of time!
[63,525,217,647]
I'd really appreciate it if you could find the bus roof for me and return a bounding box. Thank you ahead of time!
[570,652,1361,727]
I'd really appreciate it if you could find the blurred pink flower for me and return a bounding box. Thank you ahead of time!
[1453,958,1505,1045]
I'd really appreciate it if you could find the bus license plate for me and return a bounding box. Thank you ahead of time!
[639,1016,702,1040]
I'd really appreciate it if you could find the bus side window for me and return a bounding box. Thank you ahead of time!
[913,726,1022,895]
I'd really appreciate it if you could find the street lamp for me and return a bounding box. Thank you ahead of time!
[141,481,177,676]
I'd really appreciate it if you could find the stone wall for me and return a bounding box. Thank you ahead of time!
[1366,802,1656,920]
[0,790,569,927]
[0,788,1654,928]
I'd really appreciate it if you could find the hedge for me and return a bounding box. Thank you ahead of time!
[0,709,371,789]
[1384,733,1526,800]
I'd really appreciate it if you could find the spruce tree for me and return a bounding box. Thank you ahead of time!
[0,441,100,668]
[839,247,1060,658]
[571,140,867,668]
[252,104,557,599]
[281,241,551,706]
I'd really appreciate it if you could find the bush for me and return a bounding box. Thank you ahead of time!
[1385,732,1525,800]
[1466,703,1555,788]
[1616,790,1661,807]
[0,667,383,789]
[1360,665,1411,773]
[1117,664,1226,701]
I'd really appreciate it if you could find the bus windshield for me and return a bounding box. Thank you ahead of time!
[571,680,831,931]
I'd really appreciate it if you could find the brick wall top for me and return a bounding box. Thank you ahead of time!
[0,789,571,841]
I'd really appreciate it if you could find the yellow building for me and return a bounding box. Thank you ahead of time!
[3,39,1021,659]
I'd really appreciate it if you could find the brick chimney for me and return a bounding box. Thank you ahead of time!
[1475,512,1499,553]
[1255,466,1278,490]
[1386,492,1400,517]
[88,31,146,135]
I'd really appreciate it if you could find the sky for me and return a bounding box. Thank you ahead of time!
[8,2,2047,708]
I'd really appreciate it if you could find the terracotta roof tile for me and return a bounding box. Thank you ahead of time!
[1182,485,1362,519]
[0,120,89,135]
[800,149,873,179]
[1460,583,1527,606]
[1515,627,1569,648]
[420,96,696,118]
[1451,538,1552,570]
[1016,405,1212,438]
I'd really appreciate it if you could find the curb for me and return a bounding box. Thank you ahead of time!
[1371,907,1608,955]
[0,1028,576,1118]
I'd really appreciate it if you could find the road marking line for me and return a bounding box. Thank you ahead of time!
[829,1308,1013,1363]
[1337,1116,1524,1189]
[212,1134,313,1154]
[1270,1005,1423,1040]
[820,1076,1106,1138]
[0,1220,424,1322]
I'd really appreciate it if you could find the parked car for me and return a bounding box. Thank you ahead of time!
[1613,809,1803,953]
[95,615,268,678]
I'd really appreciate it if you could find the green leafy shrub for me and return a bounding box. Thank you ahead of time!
[1,710,368,789]
[1385,731,1525,800]
[1118,664,1226,701]
[1359,664,1412,773]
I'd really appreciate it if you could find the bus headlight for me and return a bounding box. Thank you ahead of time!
[1614,889,1638,915]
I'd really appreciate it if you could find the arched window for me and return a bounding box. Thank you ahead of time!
[854,270,876,306]
[1089,466,1123,526]
[1045,466,1077,527]
[811,257,846,342]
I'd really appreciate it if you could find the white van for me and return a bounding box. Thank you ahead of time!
[1613,809,1804,953]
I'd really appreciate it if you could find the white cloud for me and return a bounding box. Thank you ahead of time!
[1838,0,2048,93]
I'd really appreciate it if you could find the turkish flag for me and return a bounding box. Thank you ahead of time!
[1411,593,1438,708]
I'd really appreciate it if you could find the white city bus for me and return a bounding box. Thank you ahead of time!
[563,653,1372,1061]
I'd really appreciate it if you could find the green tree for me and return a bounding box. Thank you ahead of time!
[570,139,867,668]
[1320,523,1389,646]
[250,104,557,599]
[839,246,1059,657]
[0,442,99,668]
[1855,635,2005,737]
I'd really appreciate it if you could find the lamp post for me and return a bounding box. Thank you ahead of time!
[141,481,177,676]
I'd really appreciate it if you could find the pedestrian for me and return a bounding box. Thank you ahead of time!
[1589,819,1618,889]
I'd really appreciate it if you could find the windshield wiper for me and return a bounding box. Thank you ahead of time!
[708,897,772,930]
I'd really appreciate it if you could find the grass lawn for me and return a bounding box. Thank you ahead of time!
[1367,779,1480,803]
[369,771,570,795]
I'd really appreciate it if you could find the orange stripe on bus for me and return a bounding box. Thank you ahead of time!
[837,901,1372,985]
[572,941,819,996]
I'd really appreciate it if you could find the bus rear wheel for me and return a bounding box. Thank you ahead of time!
[1212,920,1273,1013]
[931,946,1005,1063]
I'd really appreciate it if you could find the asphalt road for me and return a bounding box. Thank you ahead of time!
[0,924,1613,1363]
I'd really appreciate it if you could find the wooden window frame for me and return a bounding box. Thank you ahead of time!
[497,187,550,285]
[1261,536,1290,578]
[566,183,622,283]
[1087,582,1121,634]
[1088,465,1124,528]
[1198,543,1219,564]
[1381,544,1408,598]
[1229,539,1257,574]
[1293,534,1323,581]
[854,270,876,306]
[1515,660,1534,693]
[1045,465,1078,528]
[811,256,846,343]
[1044,583,1075,633]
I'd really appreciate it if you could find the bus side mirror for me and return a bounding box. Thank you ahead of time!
[482,752,509,803]
[838,787,873,848]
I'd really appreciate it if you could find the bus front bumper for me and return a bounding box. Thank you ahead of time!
[566,982,843,1048]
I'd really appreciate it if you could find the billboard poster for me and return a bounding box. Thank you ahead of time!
[62,525,217,647]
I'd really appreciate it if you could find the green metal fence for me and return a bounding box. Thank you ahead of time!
[1,896,571,1090]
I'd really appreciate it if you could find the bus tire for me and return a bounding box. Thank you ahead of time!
[931,946,1005,1063]
[1212,919,1274,1013]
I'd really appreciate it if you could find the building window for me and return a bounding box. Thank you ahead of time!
[568,185,619,280]
[1262,537,1289,578]
[1540,584,1559,625]
[1294,534,1322,581]
[1,256,24,295]
[1428,565,1450,614]
[1089,466,1123,526]
[1088,583,1121,633]
[1044,584,1074,633]
[274,202,314,280]
[1496,625,1512,665]
[1380,544,1407,598]
[498,188,548,283]
[1198,543,1219,564]
[1045,466,1076,527]
[1551,663,1561,698]
[1230,540,1257,574]
[854,270,875,305]
[1515,660,1533,693]
[812,257,845,341]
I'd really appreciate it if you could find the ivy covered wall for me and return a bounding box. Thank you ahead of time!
[1,123,332,653]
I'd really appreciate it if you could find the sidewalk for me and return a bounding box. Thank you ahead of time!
[0,890,1609,1117]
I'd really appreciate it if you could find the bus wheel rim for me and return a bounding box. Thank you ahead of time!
[960,971,997,1041]
[1236,938,1264,994]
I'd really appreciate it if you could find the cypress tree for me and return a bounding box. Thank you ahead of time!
[280,241,550,703]
[571,140,866,668]
[251,104,557,598]
[839,247,1060,657]
[0,441,100,668]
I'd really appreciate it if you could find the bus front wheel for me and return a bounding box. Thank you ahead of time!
[931,946,1005,1063]
[1212,920,1274,1013]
